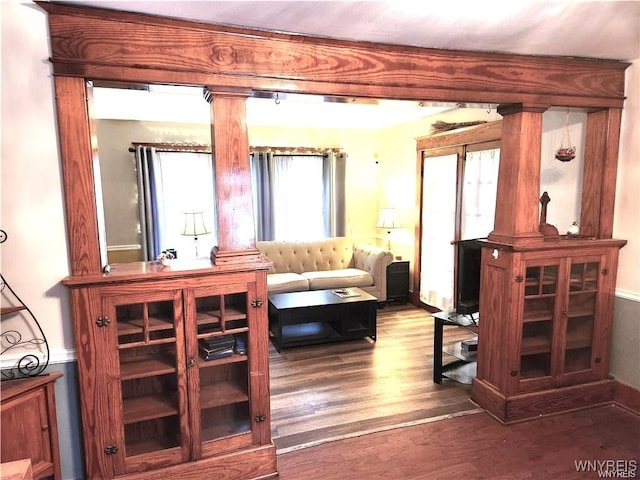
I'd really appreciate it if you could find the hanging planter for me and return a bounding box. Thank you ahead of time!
[555,110,576,162]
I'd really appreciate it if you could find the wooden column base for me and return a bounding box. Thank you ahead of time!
[471,378,615,423]
[121,444,277,480]
[210,247,265,265]
[487,230,544,246]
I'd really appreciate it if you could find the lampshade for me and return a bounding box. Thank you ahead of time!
[181,211,210,237]
[376,208,400,229]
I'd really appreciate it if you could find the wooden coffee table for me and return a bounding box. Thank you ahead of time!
[268,288,377,350]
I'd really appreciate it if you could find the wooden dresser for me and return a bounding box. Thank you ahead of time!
[1,373,62,480]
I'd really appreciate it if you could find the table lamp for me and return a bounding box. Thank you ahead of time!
[181,211,210,258]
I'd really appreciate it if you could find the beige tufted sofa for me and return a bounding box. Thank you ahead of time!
[256,237,394,302]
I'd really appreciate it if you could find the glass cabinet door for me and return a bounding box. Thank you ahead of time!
[520,263,559,382]
[562,259,600,376]
[187,282,254,459]
[108,289,188,474]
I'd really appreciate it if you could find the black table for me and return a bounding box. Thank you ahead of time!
[432,310,479,384]
[268,288,377,350]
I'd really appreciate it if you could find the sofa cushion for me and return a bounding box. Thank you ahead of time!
[266,273,310,294]
[301,268,374,290]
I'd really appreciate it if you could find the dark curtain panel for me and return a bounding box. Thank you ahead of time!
[135,146,161,260]
[250,152,275,241]
[324,151,346,237]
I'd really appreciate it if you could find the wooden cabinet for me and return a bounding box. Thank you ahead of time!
[1,373,62,480]
[63,262,277,480]
[471,239,625,423]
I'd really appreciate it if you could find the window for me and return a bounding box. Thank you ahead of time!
[136,147,215,260]
[251,151,346,241]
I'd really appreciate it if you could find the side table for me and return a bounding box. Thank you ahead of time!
[1,373,62,480]
[386,260,409,304]
[432,310,479,384]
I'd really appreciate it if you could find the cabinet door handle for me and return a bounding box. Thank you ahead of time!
[254,414,266,423]
[188,358,196,367]
[96,316,111,327]
[104,444,118,455]
[251,299,263,308]
[561,311,568,318]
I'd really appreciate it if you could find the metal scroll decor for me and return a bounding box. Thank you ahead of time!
[0,230,50,380]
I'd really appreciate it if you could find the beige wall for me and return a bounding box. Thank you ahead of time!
[610,58,640,387]
[614,59,640,297]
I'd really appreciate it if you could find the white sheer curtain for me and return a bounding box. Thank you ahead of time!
[271,155,325,240]
[461,148,500,240]
[153,151,215,259]
[420,153,457,310]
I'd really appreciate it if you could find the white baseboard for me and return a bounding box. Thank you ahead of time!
[616,289,640,302]
[1,348,76,370]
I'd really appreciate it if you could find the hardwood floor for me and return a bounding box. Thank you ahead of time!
[269,303,480,452]
[269,302,640,479]
[276,405,640,479]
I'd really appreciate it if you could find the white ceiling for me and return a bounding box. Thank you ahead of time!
[82,0,640,128]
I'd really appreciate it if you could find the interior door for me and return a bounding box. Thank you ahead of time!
[419,151,458,310]
[418,144,500,311]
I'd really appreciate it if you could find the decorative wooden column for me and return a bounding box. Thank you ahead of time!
[488,104,548,245]
[205,87,261,265]
[53,76,103,275]
[580,108,622,238]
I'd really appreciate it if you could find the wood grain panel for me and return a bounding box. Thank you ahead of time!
[489,105,546,245]
[598,108,622,238]
[53,76,102,275]
[70,287,117,478]
[476,251,509,390]
[119,445,277,480]
[505,379,614,422]
[250,270,272,445]
[52,62,627,109]
[39,2,628,107]
[208,92,257,256]
[581,110,608,236]
[417,120,502,150]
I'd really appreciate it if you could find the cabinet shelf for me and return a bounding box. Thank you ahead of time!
[199,353,247,368]
[118,316,174,336]
[443,340,477,362]
[197,307,246,324]
[567,307,595,318]
[123,393,178,424]
[521,335,552,355]
[566,333,592,350]
[200,382,248,410]
[525,276,557,287]
[201,419,251,444]
[120,357,177,380]
[524,293,557,300]
[126,440,181,459]
[523,310,554,322]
